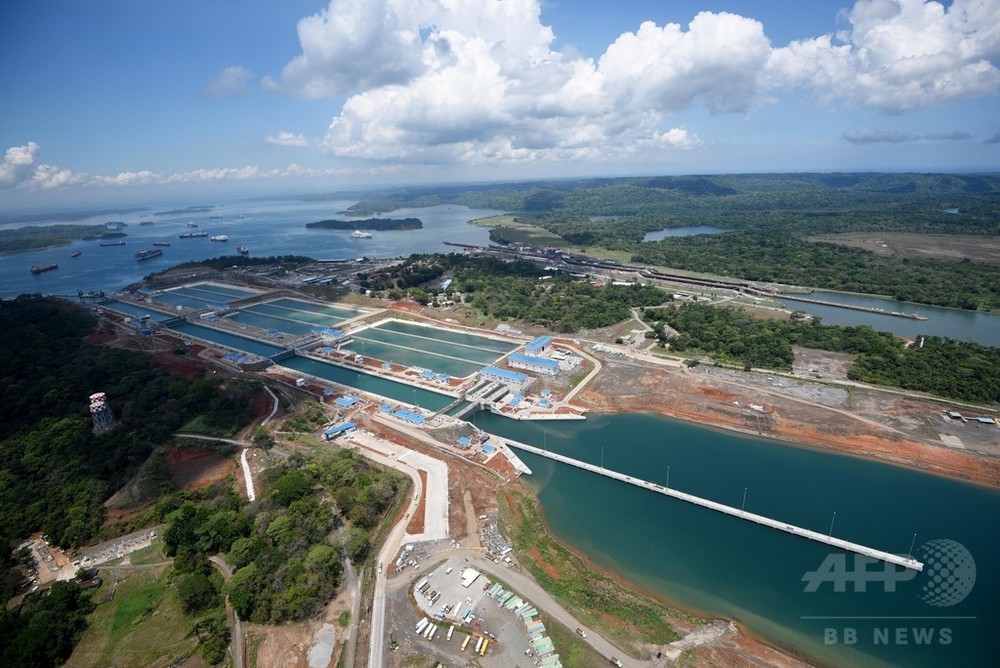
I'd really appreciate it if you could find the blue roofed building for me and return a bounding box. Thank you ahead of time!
[457,436,471,449]
[480,366,528,387]
[508,353,560,375]
[334,395,360,408]
[323,421,357,440]
[393,408,426,425]
[525,336,553,354]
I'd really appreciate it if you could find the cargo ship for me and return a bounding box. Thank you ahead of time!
[236,244,249,254]
[135,249,163,261]
[30,264,58,274]
[179,231,208,238]
[152,241,171,246]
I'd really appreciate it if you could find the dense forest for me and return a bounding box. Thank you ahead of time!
[358,253,668,331]
[0,224,108,254]
[306,217,422,230]
[0,297,258,600]
[647,303,1000,403]
[345,173,1000,311]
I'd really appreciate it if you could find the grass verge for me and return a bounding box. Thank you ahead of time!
[500,487,687,658]
[66,566,198,668]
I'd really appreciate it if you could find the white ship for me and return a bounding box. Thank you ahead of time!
[210,234,229,242]
[350,229,372,239]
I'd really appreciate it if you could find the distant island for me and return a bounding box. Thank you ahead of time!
[154,205,215,216]
[0,224,108,254]
[305,217,422,231]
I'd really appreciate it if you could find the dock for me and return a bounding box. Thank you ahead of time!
[506,440,924,572]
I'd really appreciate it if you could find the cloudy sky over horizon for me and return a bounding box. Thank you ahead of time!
[1,0,998,200]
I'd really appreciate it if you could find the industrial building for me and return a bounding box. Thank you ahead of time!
[508,353,559,376]
[525,336,553,354]
[480,366,528,387]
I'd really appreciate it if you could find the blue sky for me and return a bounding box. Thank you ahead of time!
[1,0,998,204]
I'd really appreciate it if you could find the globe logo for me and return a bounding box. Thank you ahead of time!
[918,539,976,607]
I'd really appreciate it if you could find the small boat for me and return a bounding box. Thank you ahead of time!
[135,249,163,261]
[70,250,82,257]
[350,229,373,239]
[152,241,171,247]
[187,221,199,228]
[236,244,249,254]
[31,264,58,274]
[78,289,105,299]
[210,234,229,242]
[179,231,208,238]
[99,241,127,246]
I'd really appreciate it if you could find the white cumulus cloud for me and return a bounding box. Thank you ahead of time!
[317,2,742,165]
[265,131,310,147]
[770,0,1000,112]
[0,142,40,187]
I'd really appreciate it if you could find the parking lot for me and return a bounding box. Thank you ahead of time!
[386,554,546,667]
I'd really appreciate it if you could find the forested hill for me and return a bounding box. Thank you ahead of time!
[344,173,1000,311]
[0,297,257,599]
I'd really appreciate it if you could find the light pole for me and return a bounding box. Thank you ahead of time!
[828,511,837,537]
[600,446,604,469]
[666,465,670,490]
[741,486,748,512]
[907,532,917,560]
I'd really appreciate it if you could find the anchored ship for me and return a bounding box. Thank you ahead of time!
[135,249,163,261]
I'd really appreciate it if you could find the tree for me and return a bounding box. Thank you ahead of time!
[177,572,218,614]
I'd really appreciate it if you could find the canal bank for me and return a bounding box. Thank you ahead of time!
[477,412,999,668]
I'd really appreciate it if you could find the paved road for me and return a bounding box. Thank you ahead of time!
[343,558,361,668]
[261,385,279,425]
[365,447,424,668]
[210,555,243,668]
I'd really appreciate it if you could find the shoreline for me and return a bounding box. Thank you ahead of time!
[513,483,817,667]
[573,379,1000,489]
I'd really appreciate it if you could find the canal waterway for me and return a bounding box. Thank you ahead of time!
[474,411,999,667]
[168,322,286,358]
[780,290,1000,348]
[278,355,454,411]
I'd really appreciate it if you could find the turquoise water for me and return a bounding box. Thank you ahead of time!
[269,298,363,321]
[170,283,260,301]
[341,320,518,377]
[156,290,227,310]
[374,320,518,355]
[168,322,285,357]
[279,355,454,410]
[103,300,175,321]
[229,310,316,336]
[475,412,999,667]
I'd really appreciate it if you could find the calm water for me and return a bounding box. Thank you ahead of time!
[781,291,1000,347]
[0,198,498,299]
[279,355,454,411]
[474,412,999,667]
[643,225,731,242]
[168,322,286,358]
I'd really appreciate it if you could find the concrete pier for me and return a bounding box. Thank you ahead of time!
[506,440,924,572]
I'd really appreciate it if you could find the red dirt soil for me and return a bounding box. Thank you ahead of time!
[165,445,235,490]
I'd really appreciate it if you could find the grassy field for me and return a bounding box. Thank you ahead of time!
[470,214,568,246]
[500,488,691,658]
[65,566,201,668]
